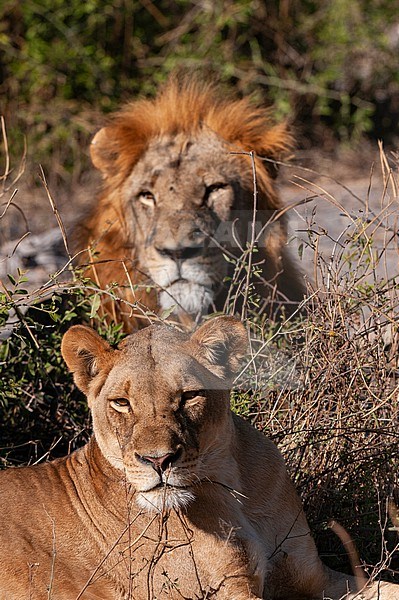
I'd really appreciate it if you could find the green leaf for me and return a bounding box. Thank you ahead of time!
[89,293,101,319]
[160,305,176,320]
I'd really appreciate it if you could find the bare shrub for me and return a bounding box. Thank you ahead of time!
[232,146,399,577]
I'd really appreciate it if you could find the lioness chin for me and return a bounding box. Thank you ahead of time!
[0,317,396,599]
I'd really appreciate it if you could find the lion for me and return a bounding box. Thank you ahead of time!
[0,316,396,599]
[76,75,305,330]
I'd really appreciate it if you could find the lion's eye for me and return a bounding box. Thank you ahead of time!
[180,390,206,407]
[138,191,156,208]
[109,398,131,413]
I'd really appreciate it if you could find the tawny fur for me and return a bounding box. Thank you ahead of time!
[75,75,305,330]
[0,317,396,599]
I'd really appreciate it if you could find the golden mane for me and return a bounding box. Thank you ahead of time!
[92,75,292,208]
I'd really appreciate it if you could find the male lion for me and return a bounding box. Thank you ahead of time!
[76,75,305,329]
[0,316,396,599]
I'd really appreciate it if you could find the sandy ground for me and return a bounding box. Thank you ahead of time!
[280,159,399,285]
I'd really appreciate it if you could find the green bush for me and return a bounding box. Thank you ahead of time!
[0,281,124,466]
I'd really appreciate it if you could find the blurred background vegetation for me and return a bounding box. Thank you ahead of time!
[2,0,399,186]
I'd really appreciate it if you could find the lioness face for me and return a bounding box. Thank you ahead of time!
[62,317,247,513]
[122,131,252,320]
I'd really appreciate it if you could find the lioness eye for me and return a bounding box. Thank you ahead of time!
[181,390,206,407]
[109,398,131,413]
[138,191,156,208]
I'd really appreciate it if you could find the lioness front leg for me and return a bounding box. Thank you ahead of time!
[189,532,265,599]
[184,491,266,599]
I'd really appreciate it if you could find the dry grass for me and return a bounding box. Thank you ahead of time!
[232,147,399,577]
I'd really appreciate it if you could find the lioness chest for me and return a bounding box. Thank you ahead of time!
[94,501,263,600]
[0,461,261,600]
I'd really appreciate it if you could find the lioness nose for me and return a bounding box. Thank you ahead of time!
[137,449,182,473]
[156,245,203,262]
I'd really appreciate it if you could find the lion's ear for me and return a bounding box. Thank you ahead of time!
[61,325,114,394]
[190,316,248,381]
[90,127,118,178]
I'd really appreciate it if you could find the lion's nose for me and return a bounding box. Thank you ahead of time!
[136,448,182,474]
[156,245,203,262]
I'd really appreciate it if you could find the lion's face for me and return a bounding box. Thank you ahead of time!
[121,131,251,319]
[61,317,247,512]
[82,76,304,329]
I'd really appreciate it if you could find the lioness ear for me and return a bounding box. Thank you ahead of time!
[90,127,118,178]
[191,316,248,381]
[61,325,114,394]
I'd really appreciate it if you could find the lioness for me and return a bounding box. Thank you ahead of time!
[76,75,304,329]
[0,317,396,599]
